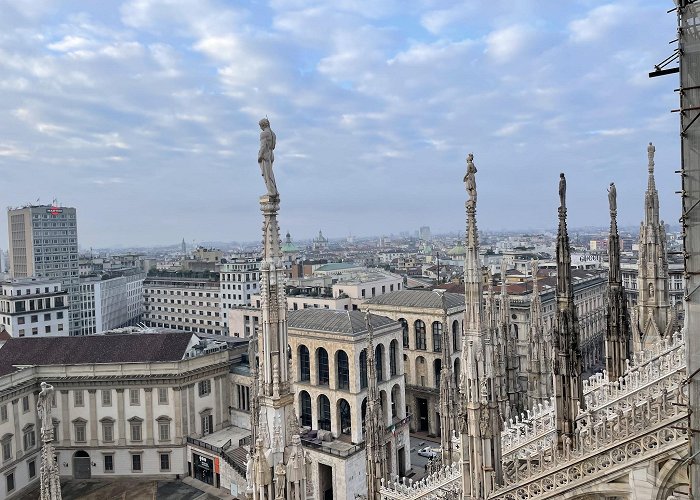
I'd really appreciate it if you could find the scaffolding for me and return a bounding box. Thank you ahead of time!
[677,1,700,497]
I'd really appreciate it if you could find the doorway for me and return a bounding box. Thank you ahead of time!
[417,398,429,432]
[319,463,333,500]
[73,450,91,479]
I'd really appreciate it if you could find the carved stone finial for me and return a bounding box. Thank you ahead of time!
[647,142,655,172]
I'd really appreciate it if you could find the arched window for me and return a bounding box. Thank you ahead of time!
[361,398,367,430]
[454,358,461,387]
[317,348,329,386]
[300,391,312,427]
[298,345,310,382]
[434,359,442,388]
[391,384,401,418]
[375,344,384,382]
[360,350,368,389]
[337,350,349,390]
[415,320,426,350]
[452,320,460,351]
[318,395,331,431]
[389,340,398,377]
[338,399,351,435]
[399,318,409,348]
[432,321,442,352]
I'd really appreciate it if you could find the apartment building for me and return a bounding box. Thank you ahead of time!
[0,278,69,338]
[144,275,223,335]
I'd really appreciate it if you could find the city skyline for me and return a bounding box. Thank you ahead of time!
[0,0,681,247]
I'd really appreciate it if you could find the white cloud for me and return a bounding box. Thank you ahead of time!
[485,25,534,63]
[569,4,624,43]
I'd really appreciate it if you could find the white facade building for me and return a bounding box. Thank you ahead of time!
[218,258,260,322]
[0,277,69,337]
[79,269,146,335]
[144,276,223,335]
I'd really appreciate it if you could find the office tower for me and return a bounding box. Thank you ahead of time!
[7,205,81,335]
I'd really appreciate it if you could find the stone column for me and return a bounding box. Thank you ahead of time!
[188,384,196,436]
[116,389,126,446]
[88,389,97,446]
[61,390,70,447]
[173,387,183,444]
[11,400,20,458]
[214,376,221,431]
[145,388,154,446]
[180,386,189,437]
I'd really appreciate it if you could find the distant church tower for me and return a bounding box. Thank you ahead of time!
[459,153,502,499]
[181,238,187,257]
[634,143,675,351]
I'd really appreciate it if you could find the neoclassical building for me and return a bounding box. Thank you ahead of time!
[364,290,464,436]
[0,331,232,498]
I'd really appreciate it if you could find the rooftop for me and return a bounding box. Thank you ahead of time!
[288,309,396,336]
[364,289,465,309]
[0,331,197,376]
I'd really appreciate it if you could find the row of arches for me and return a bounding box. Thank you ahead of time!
[408,356,461,389]
[297,341,401,390]
[399,318,462,353]
[298,384,404,442]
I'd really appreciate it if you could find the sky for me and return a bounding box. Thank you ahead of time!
[0,0,681,248]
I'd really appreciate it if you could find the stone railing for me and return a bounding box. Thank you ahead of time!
[501,330,685,459]
[493,384,687,499]
[379,463,462,500]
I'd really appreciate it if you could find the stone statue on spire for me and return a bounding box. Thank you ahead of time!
[648,141,655,171]
[608,182,617,214]
[559,172,566,210]
[464,153,477,207]
[258,118,278,197]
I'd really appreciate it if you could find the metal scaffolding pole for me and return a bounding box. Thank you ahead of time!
[678,1,700,497]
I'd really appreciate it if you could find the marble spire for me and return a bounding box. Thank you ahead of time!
[527,259,551,406]
[364,311,387,500]
[437,290,458,465]
[552,173,584,451]
[249,119,307,500]
[459,153,502,499]
[500,260,522,416]
[605,182,630,381]
[635,143,674,351]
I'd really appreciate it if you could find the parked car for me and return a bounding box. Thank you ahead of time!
[417,446,439,459]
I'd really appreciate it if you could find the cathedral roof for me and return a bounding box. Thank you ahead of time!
[288,309,396,336]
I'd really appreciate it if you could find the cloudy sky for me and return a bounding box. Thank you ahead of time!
[0,0,680,248]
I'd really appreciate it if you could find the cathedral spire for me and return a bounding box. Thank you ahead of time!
[437,290,457,465]
[459,153,502,499]
[364,311,387,500]
[635,142,674,351]
[500,259,521,416]
[605,182,629,380]
[249,119,305,500]
[552,173,584,451]
[527,259,551,406]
